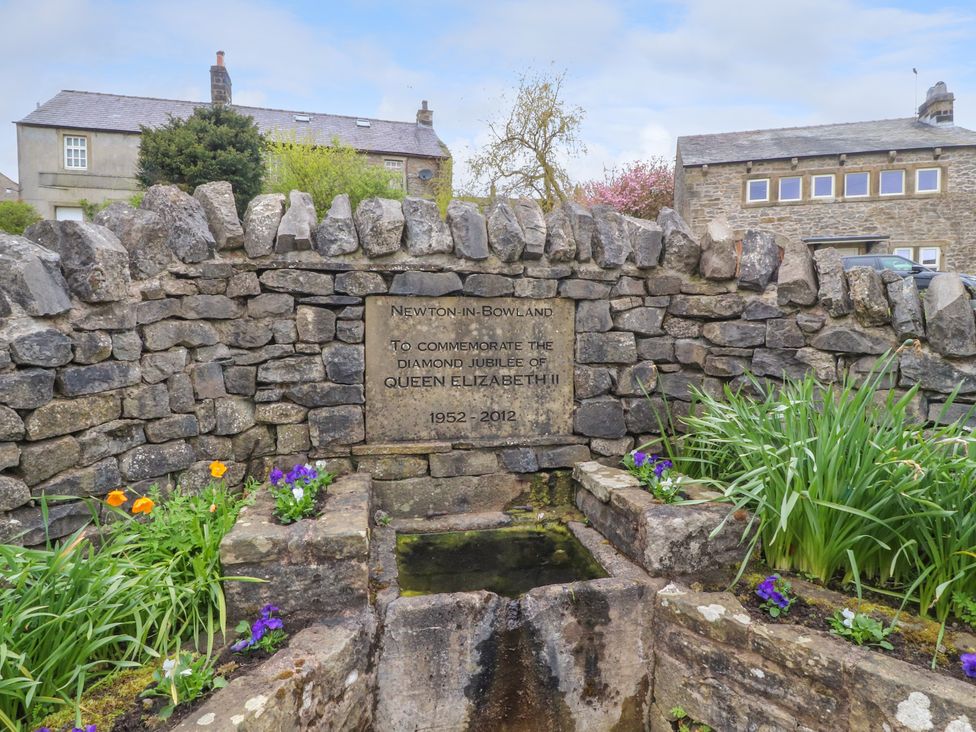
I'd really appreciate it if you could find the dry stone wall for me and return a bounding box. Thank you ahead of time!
[1,182,975,545]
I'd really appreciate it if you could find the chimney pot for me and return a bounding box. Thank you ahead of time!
[216,50,225,66]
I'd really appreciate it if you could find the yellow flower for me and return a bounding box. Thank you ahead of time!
[132,496,155,515]
[210,460,228,478]
[106,490,127,507]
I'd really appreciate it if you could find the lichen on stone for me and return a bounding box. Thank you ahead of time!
[894,691,934,732]
[696,604,727,622]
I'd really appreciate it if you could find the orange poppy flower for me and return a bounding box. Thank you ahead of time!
[106,490,127,507]
[132,496,155,515]
[209,503,217,513]
[210,460,228,479]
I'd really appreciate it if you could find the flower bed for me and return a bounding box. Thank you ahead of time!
[267,462,334,525]
[219,471,371,623]
[732,571,976,686]
[8,462,249,731]
[675,357,976,643]
[650,583,976,731]
[572,460,748,577]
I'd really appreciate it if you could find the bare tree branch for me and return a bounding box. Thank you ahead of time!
[468,69,585,210]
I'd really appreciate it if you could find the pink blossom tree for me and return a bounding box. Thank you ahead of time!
[577,157,675,220]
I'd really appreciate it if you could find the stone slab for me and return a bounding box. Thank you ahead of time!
[364,296,574,441]
[372,472,528,518]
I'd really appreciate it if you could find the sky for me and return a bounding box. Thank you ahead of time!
[1,0,975,190]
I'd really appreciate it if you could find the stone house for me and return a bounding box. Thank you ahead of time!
[0,172,17,202]
[674,82,976,272]
[15,52,450,220]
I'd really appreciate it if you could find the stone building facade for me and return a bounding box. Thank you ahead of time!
[1,178,975,547]
[675,82,976,273]
[0,172,19,202]
[16,52,449,220]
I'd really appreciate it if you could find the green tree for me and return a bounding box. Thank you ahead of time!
[136,106,264,215]
[0,200,42,234]
[264,132,404,217]
[468,70,585,211]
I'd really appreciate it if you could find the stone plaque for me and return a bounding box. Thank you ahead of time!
[365,296,574,441]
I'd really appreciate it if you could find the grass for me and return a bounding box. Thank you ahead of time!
[0,480,251,730]
[674,347,976,645]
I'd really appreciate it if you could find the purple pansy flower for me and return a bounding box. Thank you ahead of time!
[632,451,647,467]
[756,575,790,609]
[269,467,284,486]
[234,605,285,653]
[962,653,976,678]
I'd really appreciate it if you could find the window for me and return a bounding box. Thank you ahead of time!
[55,206,84,221]
[879,170,905,196]
[919,246,941,268]
[844,171,870,197]
[778,176,802,201]
[892,245,942,269]
[384,159,405,190]
[916,168,941,193]
[878,255,914,273]
[811,174,835,198]
[64,136,87,170]
[746,178,769,203]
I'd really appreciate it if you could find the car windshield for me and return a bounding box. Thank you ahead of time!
[878,256,914,272]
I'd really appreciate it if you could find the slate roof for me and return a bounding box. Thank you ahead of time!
[17,90,449,159]
[677,117,976,167]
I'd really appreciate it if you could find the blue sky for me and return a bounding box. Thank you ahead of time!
[2,0,975,189]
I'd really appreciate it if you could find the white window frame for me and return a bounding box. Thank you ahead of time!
[918,246,941,268]
[811,174,835,199]
[879,169,905,196]
[778,176,802,202]
[55,206,84,221]
[63,135,88,170]
[916,167,941,194]
[384,158,406,190]
[746,178,769,203]
[844,171,870,198]
[892,246,914,260]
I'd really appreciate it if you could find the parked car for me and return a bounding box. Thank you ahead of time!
[841,254,976,292]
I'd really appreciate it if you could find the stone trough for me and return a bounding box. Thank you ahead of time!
[173,464,976,731]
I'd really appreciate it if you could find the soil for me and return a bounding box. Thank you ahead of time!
[732,574,976,686]
[108,642,277,731]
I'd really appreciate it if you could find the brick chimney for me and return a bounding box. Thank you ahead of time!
[918,81,953,126]
[210,50,232,106]
[416,100,433,127]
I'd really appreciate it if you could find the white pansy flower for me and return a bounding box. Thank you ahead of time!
[841,608,856,628]
[162,658,177,678]
[292,486,304,502]
[315,460,327,471]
